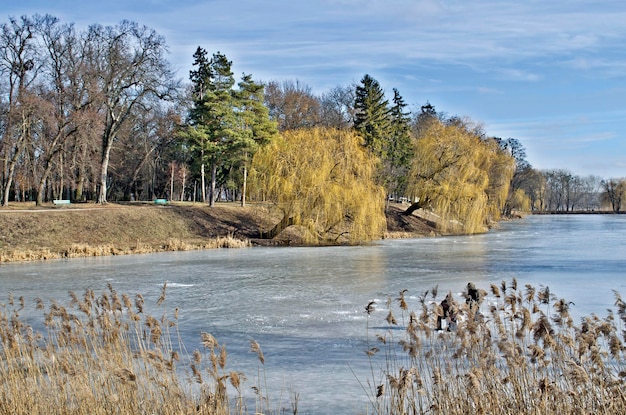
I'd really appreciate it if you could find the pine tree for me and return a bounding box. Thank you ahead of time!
[185,47,212,202]
[183,49,237,206]
[354,74,390,158]
[386,88,413,198]
[234,74,279,207]
[203,51,237,206]
[183,49,276,206]
[189,47,211,100]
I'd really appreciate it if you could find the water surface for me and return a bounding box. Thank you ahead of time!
[1,214,625,413]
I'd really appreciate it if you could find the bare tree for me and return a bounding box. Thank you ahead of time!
[83,20,176,204]
[112,103,180,201]
[0,16,40,206]
[601,178,626,212]
[319,84,355,129]
[33,15,96,205]
[543,170,569,211]
[541,170,602,212]
[264,80,321,131]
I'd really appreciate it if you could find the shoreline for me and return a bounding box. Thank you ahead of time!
[3,201,618,264]
[0,201,440,263]
[531,210,624,214]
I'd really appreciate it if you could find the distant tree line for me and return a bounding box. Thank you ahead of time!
[1,16,624,239]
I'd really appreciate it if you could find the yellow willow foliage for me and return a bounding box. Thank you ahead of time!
[481,137,516,220]
[509,188,531,212]
[249,127,387,243]
[408,121,514,233]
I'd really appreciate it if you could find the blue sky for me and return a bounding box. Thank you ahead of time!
[5,0,626,179]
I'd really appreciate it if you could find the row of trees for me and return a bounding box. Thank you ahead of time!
[510,166,624,213]
[0,15,178,205]
[1,15,624,242]
[259,77,626,216]
[180,47,278,208]
[253,75,518,237]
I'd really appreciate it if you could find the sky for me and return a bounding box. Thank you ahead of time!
[4,0,626,179]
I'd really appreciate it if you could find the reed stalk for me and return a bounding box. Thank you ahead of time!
[364,279,626,414]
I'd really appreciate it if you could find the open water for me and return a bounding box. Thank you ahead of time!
[1,214,625,413]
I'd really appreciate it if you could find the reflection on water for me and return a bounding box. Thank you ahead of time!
[1,214,625,413]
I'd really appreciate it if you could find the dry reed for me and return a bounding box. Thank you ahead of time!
[0,236,250,263]
[0,283,272,415]
[4,279,625,414]
[364,279,626,415]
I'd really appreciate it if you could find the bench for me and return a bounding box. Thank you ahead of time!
[154,199,168,205]
[53,199,71,205]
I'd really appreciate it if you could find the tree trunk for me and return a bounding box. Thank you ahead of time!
[169,163,175,200]
[200,157,206,203]
[59,152,65,200]
[241,164,247,208]
[264,214,295,239]
[2,134,28,206]
[36,161,55,206]
[402,197,431,216]
[98,137,114,204]
[75,152,87,201]
[209,160,217,207]
[180,167,186,201]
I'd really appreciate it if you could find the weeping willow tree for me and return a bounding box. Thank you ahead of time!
[481,137,517,221]
[407,119,515,234]
[249,127,386,244]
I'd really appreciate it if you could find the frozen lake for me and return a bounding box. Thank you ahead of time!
[1,213,625,413]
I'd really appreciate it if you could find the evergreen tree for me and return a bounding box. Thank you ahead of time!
[386,88,413,198]
[353,74,390,157]
[185,47,212,202]
[183,49,236,206]
[183,49,276,206]
[189,47,211,100]
[234,73,279,207]
[203,51,237,206]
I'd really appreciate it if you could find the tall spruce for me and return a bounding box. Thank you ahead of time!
[234,73,278,207]
[185,47,211,202]
[204,51,236,206]
[386,88,413,198]
[184,49,236,206]
[184,48,276,206]
[353,74,390,158]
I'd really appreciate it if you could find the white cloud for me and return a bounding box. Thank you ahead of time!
[3,0,626,178]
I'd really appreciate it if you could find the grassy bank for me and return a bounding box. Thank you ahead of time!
[0,201,439,263]
[0,202,277,262]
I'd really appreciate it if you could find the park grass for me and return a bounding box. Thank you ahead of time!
[1,279,625,414]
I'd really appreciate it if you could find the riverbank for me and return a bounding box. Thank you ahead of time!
[532,210,623,214]
[0,201,440,263]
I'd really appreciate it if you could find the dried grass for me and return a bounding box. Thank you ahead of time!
[0,284,272,415]
[0,236,250,263]
[3,279,625,414]
[365,280,626,414]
